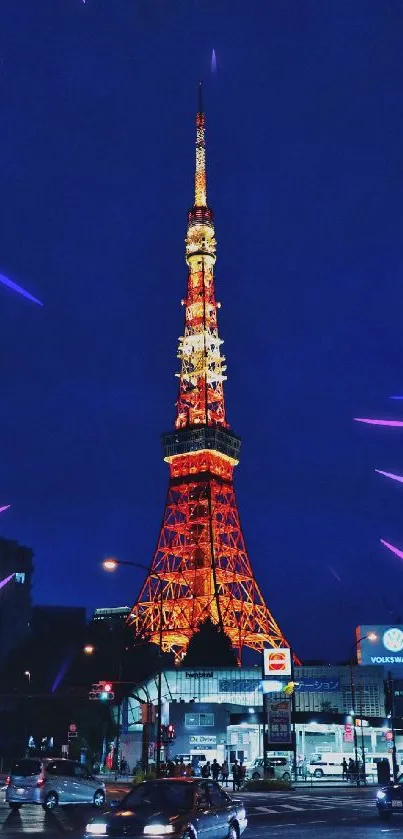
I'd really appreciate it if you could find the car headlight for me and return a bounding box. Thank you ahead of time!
[143,826,174,836]
[377,791,387,800]
[86,824,108,835]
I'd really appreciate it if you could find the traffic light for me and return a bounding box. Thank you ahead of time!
[167,724,176,741]
[89,681,115,701]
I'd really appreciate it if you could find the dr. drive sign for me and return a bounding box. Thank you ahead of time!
[358,625,403,665]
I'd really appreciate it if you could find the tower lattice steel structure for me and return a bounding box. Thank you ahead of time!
[128,87,290,661]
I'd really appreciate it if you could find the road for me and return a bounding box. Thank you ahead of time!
[0,782,399,836]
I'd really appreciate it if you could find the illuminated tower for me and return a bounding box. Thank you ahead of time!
[128,86,289,661]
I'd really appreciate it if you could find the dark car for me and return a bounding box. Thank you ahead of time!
[85,778,247,839]
[376,774,403,819]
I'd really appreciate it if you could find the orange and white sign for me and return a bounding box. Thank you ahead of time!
[263,647,291,677]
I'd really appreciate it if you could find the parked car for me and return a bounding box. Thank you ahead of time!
[376,775,403,820]
[6,758,106,811]
[247,756,291,781]
[85,778,247,839]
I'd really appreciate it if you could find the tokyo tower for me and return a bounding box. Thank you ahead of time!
[128,86,289,662]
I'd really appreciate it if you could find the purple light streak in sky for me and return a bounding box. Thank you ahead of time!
[376,469,403,484]
[381,539,403,562]
[0,274,42,306]
[0,505,10,514]
[0,573,15,591]
[211,49,217,74]
[390,396,403,400]
[354,417,403,427]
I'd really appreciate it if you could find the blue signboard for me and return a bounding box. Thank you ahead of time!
[219,679,260,693]
[358,625,403,666]
[296,678,340,693]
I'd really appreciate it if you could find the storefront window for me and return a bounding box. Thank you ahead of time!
[185,713,214,727]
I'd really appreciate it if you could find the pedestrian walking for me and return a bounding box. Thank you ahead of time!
[201,761,211,778]
[348,758,355,783]
[232,759,240,792]
[221,760,229,786]
[342,757,348,780]
[239,760,246,789]
[211,759,220,782]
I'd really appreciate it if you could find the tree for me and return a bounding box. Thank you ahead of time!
[181,618,238,668]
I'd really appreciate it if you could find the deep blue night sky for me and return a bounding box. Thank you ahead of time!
[2,0,403,662]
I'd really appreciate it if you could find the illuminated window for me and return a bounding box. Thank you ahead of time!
[185,713,214,727]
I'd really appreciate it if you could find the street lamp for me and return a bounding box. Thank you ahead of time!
[349,633,377,787]
[102,557,164,776]
[102,558,119,572]
[24,670,31,684]
[83,645,95,656]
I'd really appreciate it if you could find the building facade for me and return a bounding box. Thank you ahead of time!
[0,538,33,669]
[120,664,392,772]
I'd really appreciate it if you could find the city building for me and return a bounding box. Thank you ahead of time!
[91,606,131,634]
[118,664,395,772]
[0,538,33,669]
[31,605,86,639]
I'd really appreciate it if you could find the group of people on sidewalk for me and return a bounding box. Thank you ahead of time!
[164,758,246,790]
[342,756,365,783]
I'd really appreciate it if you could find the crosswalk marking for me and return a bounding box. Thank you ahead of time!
[279,804,305,811]
[255,806,280,813]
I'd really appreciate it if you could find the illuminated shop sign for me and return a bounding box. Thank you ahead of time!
[297,678,340,692]
[358,625,403,665]
[263,648,291,677]
[185,672,213,678]
[219,679,260,692]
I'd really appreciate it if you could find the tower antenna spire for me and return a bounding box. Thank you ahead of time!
[194,82,207,207]
[198,80,203,115]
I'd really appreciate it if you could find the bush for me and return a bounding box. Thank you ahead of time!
[242,779,291,792]
[132,769,156,785]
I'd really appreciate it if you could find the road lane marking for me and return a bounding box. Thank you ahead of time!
[255,806,279,813]
[279,804,305,811]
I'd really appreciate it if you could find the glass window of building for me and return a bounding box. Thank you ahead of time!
[200,713,214,727]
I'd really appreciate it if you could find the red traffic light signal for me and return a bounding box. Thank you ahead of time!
[89,681,115,701]
[167,724,175,741]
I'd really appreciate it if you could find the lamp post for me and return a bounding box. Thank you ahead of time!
[102,557,164,776]
[349,633,377,787]
[24,670,31,685]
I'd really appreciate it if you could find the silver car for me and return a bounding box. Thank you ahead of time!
[6,758,106,811]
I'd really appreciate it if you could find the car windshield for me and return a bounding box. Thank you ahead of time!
[11,760,41,777]
[122,782,194,812]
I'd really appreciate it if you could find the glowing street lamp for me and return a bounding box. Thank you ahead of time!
[83,645,95,655]
[24,671,31,684]
[102,558,118,572]
[101,556,164,776]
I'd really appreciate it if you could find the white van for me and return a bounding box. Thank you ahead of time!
[309,752,343,777]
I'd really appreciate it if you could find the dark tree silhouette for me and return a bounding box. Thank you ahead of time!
[182,618,238,668]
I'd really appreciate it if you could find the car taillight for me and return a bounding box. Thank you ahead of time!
[5,776,10,786]
[36,779,45,787]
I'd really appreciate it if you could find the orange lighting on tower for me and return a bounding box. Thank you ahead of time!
[128,85,291,663]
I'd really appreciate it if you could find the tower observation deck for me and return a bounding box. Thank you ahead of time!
[128,85,290,662]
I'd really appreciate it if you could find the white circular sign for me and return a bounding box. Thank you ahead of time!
[383,627,403,652]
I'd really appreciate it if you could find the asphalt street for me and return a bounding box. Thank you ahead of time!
[0,783,398,836]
